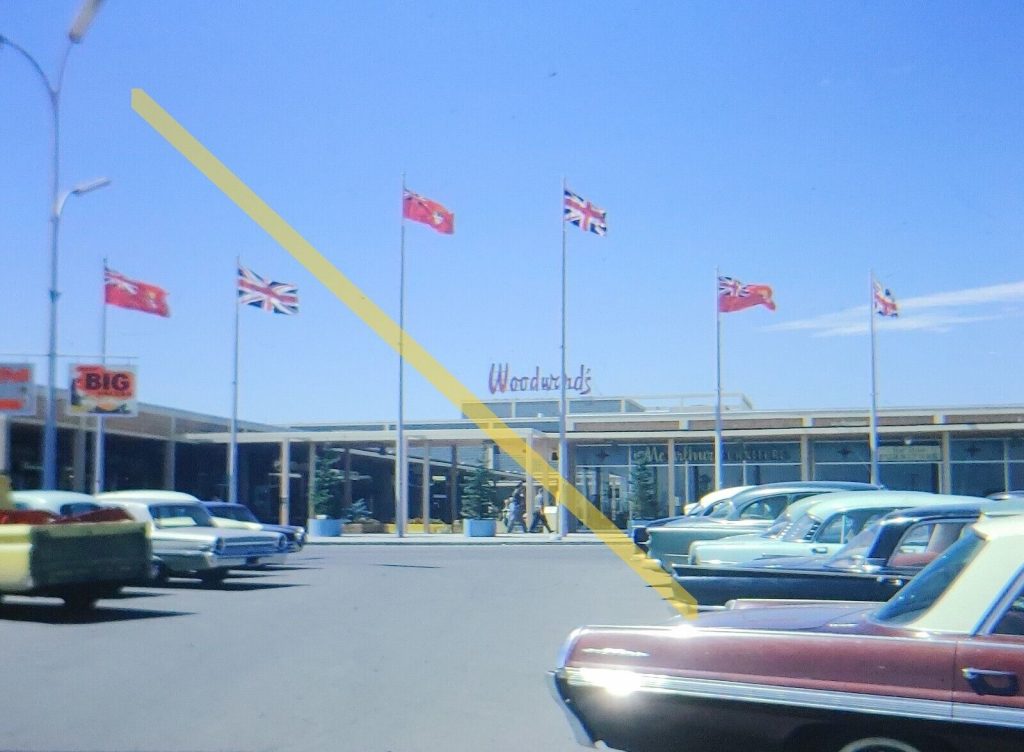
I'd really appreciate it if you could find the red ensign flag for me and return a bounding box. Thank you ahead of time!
[402,189,454,234]
[105,267,170,317]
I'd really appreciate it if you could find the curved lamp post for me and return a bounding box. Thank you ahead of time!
[0,0,106,489]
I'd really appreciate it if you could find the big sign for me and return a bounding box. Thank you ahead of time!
[68,364,138,416]
[0,363,36,415]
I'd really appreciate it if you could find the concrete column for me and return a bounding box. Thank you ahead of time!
[73,423,87,492]
[667,438,677,515]
[800,435,811,481]
[163,440,176,490]
[421,441,430,534]
[344,447,353,507]
[0,415,9,473]
[940,432,952,494]
[448,445,458,524]
[525,433,536,518]
[307,443,316,520]
[279,440,291,525]
[163,417,177,490]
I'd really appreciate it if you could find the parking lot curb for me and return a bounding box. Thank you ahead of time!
[307,533,604,546]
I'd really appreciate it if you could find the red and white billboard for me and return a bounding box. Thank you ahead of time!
[67,364,138,416]
[0,363,36,416]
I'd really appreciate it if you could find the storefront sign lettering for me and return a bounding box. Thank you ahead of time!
[629,444,797,465]
[488,363,592,396]
[0,363,35,416]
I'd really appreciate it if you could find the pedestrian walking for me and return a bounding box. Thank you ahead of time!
[505,483,528,533]
[529,487,553,533]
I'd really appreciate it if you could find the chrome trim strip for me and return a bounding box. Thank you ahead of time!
[953,703,1024,728]
[563,669,1024,730]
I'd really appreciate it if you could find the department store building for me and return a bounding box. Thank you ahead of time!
[3,390,1023,528]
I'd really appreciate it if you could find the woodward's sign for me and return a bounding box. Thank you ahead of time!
[488,363,592,396]
[0,363,36,415]
[68,364,138,416]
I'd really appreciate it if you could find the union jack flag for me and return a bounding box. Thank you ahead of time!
[563,189,607,236]
[873,279,898,317]
[237,265,299,315]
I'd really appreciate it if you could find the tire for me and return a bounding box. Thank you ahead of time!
[198,569,228,586]
[836,737,925,752]
[62,591,99,611]
[151,561,170,586]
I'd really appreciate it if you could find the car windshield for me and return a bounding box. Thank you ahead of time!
[706,500,733,518]
[823,525,880,569]
[212,505,258,523]
[873,531,985,625]
[150,504,213,528]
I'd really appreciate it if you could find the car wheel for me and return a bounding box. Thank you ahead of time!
[836,737,925,752]
[198,569,227,586]
[152,561,170,586]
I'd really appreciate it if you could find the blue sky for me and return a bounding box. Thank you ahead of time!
[3,1,1023,424]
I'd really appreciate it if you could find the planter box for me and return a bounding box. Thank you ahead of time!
[308,517,343,537]
[343,523,364,534]
[463,518,497,538]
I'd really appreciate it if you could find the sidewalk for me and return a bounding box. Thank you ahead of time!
[307,531,603,546]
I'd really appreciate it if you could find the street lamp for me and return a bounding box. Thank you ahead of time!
[0,0,107,489]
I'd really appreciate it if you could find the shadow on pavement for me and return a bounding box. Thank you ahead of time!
[0,602,192,624]
[158,580,307,592]
[374,563,442,570]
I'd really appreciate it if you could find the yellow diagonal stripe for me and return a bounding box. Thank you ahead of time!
[130,87,696,617]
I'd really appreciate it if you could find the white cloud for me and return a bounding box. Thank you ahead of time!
[765,281,1024,338]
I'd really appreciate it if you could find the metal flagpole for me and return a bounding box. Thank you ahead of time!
[92,258,108,494]
[714,268,723,491]
[228,258,240,504]
[869,270,881,486]
[396,175,407,538]
[557,178,569,539]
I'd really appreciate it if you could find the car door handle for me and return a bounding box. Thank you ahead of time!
[962,668,1020,697]
[876,576,905,587]
[810,547,828,554]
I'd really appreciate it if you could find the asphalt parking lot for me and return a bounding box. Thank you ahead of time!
[0,543,674,752]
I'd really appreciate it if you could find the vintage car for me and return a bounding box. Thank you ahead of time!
[202,501,306,552]
[643,481,881,573]
[673,499,1019,606]
[551,512,1024,752]
[2,490,152,609]
[96,490,288,584]
[687,491,972,566]
[632,487,753,551]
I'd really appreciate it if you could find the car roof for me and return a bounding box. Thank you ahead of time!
[96,490,201,502]
[878,498,1023,524]
[696,485,753,505]
[729,481,880,504]
[201,501,237,507]
[799,490,977,518]
[9,490,97,503]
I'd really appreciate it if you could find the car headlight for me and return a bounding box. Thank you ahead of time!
[214,538,226,554]
[277,535,288,551]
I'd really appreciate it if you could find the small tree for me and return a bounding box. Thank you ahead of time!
[310,451,344,519]
[460,462,499,520]
[628,456,659,520]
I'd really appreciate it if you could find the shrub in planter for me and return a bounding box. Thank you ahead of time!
[461,462,499,537]
[628,456,659,522]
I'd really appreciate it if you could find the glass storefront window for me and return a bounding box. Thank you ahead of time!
[950,439,1004,462]
[880,462,938,492]
[814,463,870,483]
[951,462,1005,497]
[814,441,869,463]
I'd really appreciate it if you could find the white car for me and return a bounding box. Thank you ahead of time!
[96,490,287,584]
